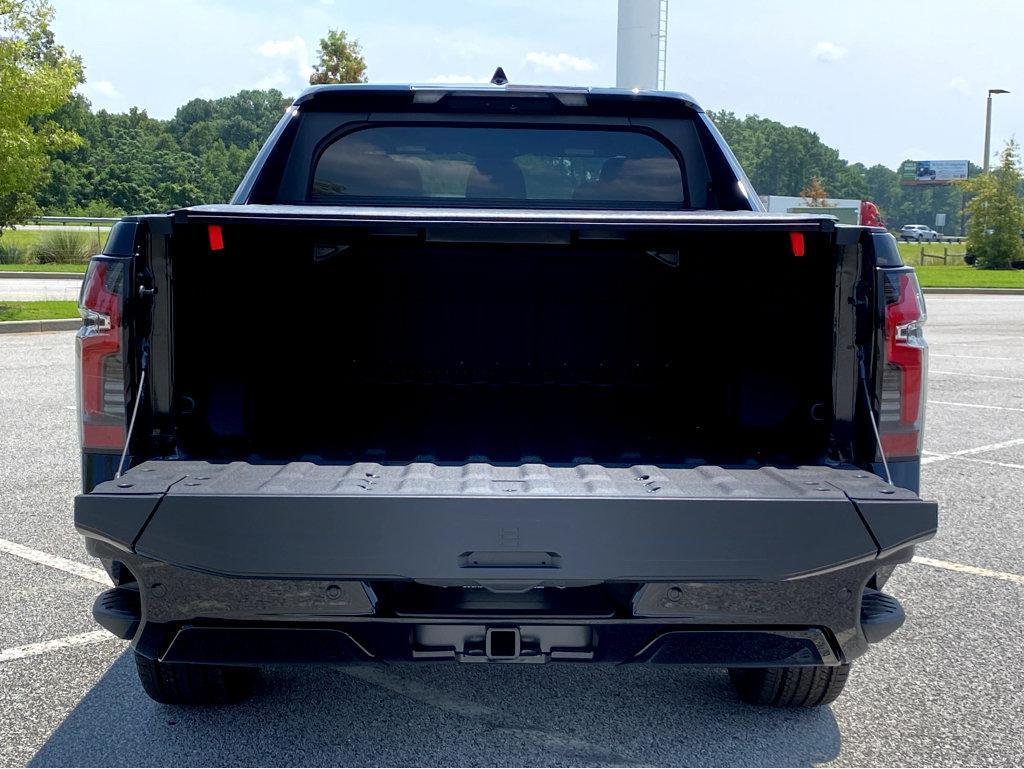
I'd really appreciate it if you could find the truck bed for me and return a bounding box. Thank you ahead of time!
[88,459,904,498]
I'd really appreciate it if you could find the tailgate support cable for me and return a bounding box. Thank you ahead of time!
[115,342,148,479]
[857,349,892,485]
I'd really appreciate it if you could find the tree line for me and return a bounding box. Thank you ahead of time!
[0,1,991,235]
[34,90,290,216]
[20,97,979,231]
[711,111,979,233]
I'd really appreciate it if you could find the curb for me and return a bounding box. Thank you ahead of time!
[0,318,80,334]
[0,271,84,280]
[922,287,1024,295]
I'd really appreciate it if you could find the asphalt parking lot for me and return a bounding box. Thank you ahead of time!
[0,277,82,302]
[0,294,1022,767]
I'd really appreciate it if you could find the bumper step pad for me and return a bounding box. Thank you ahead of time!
[860,589,906,643]
[93,585,141,640]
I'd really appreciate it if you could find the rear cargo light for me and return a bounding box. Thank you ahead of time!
[789,232,805,257]
[208,224,224,251]
[877,270,927,459]
[76,259,128,450]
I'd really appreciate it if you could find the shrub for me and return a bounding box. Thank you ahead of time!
[0,240,29,264]
[32,230,94,264]
[959,140,1024,270]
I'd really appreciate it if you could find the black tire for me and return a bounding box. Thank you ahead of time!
[134,652,257,705]
[728,664,851,707]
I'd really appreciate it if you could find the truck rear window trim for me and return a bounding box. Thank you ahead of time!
[306,121,691,210]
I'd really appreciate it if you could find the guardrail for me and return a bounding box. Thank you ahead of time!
[897,236,967,244]
[28,216,120,227]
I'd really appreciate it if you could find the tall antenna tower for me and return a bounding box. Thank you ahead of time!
[657,0,668,90]
[615,0,668,91]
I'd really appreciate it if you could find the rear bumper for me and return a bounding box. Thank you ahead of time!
[76,461,936,667]
[86,539,913,667]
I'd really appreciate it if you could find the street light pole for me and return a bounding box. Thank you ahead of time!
[983,88,1010,173]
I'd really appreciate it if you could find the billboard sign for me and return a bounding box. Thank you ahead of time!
[899,160,969,186]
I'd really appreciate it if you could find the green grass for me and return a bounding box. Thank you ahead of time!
[914,265,1024,288]
[0,262,88,273]
[891,241,1024,287]
[0,301,80,322]
[1,227,109,253]
[896,241,967,265]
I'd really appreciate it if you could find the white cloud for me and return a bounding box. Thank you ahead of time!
[427,74,491,84]
[522,51,596,73]
[257,36,305,58]
[810,41,847,63]
[256,36,313,82]
[949,76,971,96]
[82,79,120,99]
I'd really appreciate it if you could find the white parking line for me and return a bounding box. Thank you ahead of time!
[0,537,109,585]
[930,354,1016,361]
[957,456,1024,471]
[920,437,1024,466]
[930,370,1024,382]
[929,400,1024,413]
[0,631,117,664]
[913,556,1024,586]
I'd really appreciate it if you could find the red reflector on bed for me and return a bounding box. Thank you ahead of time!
[790,232,805,257]
[208,225,224,251]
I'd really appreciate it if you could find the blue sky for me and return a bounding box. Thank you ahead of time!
[52,0,1022,170]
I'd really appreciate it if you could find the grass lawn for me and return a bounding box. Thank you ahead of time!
[896,241,966,265]
[0,262,88,273]
[914,265,1024,288]
[2,227,109,251]
[0,301,80,322]
[0,227,109,271]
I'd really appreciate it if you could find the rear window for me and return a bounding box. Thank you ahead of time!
[311,125,687,207]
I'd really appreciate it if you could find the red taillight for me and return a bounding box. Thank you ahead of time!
[76,259,128,450]
[878,270,927,459]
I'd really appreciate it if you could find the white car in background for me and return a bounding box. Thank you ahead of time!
[899,224,941,242]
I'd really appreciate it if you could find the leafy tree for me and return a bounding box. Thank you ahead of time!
[800,176,833,207]
[959,140,1024,269]
[36,89,288,214]
[308,28,367,85]
[709,111,866,199]
[708,111,980,231]
[0,0,82,231]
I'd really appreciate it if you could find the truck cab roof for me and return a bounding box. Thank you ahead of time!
[291,82,703,114]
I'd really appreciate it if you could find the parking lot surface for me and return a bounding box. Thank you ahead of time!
[0,294,1022,767]
[0,278,82,303]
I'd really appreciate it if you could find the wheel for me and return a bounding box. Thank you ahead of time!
[728,664,851,707]
[134,652,258,705]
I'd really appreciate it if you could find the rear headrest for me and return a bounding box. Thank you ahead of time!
[574,156,626,200]
[573,155,683,203]
[465,158,527,199]
[314,151,423,197]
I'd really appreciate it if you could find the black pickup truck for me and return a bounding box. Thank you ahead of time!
[74,83,936,707]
